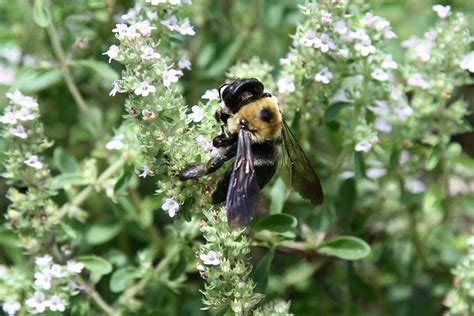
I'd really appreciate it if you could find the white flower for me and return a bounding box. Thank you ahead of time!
[407,73,430,89]
[336,48,349,59]
[424,31,436,41]
[26,292,47,313]
[315,67,333,84]
[432,4,451,19]
[279,52,296,65]
[320,12,332,25]
[0,65,14,85]
[34,271,52,290]
[371,69,389,81]
[6,91,38,108]
[138,165,151,178]
[333,21,348,35]
[188,105,204,123]
[461,52,474,73]
[383,28,397,39]
[339,171,355,179]
[367,167,387,179]
[35,255,53,266]
[196,264,205,271]
[277,76,296,94]
[134,81,156,96]
[2,47,21,64]
[0,265,6,276]
[14,108,35,121]
[317,33,335,53]
[375,118,392,133]
[110,81,120,96]
[103,45,119,63]
[66,261,84,274]
[24,155,44,170]
[393,104,413,120]
[2,300,21,315]
[142,109,156,120]
[355,136,379,153]
[48,264,64,278]
[414,42,432,62]
[300,30,320,47]
[45,295,65,312]
[8,125,27,139]
[467,236,474,247]
[133,21,156,37]
[178,56,192,70]
[140,47,161,60]
[374,18,390,32]
[162,69,183,87]
[196,136,213,152]
[200,251,220,265]
[402,36,419,48]
[146,0,167,4]
[0,112,17,124]
[405,177,426,193]
[201,89,220,101]
[162,198,179,217]
[177,20,195,36]
[382,55,398,69]
[161,15,179,31]
[368,100,389,115]
[360,12,378,27]
[355,39,376,57]
[106,135,124,150]
[112,23,140,40]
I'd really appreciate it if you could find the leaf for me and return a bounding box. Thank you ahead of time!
[73,60,119,81]
[422,183,444,214]
[51,173,92,189]
[324,102,353,122]
[269,178,287,215]
[336,178,357,227]
[251,248,275,293]
[33,0,51,27]
[53,147,77,173]
[354,151,366,179]
[86,223,122,245]
[425,146,440,170]
[114,167,133,194]
[13,68,62,92]
[169,253,187,280]
[77,256,113,282]
[109,267,143,293]
[253,214,297,233]
[317,236,371,260]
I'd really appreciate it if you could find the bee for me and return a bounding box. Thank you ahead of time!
[180,78,323,228]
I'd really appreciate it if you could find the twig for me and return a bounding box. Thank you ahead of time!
[76,277,118,316]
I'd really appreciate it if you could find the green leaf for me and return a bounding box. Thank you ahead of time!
[324,102,353,122]
[53,147,77,173]
[269,178,287,215]
[73,60,119,81]
[251,248,275,293]
[336,178,357,227]
[33,0,51,27]
[253,214,297,233]
[169,253,187,280]
[86,223,122,245]
[425,146,440,170]
[109,267,143,293]
[317,236,371,260]
[13,68,62,92]
[422,183,444,214]
[51,173,92,189]
[77,256,112,282]
[114,167,133,194]
[354,151,366,179]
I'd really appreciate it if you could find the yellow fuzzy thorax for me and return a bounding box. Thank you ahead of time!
[228,97,282,143]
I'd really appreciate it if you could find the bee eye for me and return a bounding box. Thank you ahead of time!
[260,108,273,122]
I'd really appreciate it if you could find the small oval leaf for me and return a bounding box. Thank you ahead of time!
[33,0,51,27]
[86,223,122,245]
[317,236,371,260]
[324,102,353,122]
[251,248,275,293]
[253,214,297,233]
[109,267,143,293]
[77,256,112,282]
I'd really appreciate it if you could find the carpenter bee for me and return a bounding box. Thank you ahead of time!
[180,78,323,228]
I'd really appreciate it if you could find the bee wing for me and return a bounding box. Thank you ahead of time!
[226,129,260,228]
[278,120,324,205]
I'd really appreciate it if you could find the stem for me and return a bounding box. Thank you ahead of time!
[76,277,118,316]
[44,3,103,139]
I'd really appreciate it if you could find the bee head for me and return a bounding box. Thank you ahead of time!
[220,78,265,113]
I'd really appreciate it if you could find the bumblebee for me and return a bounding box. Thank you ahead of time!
[180,78,324,228]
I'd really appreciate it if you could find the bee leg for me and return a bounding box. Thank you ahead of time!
[214,108,232,124]
[213,133,237,148]
[179,144,236,180]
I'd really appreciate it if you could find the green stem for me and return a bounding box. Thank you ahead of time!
[76,277,118,316]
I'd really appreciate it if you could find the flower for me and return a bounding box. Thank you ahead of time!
[103,45,119,63]
[178,56,192,70]
[142,109,156,120]
[355,136,379,153]
[177,20,195,36]
[105,135,124,150]
[162,198,179,217]
[162,69,183,87]
[196,264,205,271]
[146,0,167,4]
[432,4,451,19]
[15,108,35,121]
[201,89,220,101]
[317,33,335,53]
[48,264,64,278]
[133,21,156,37]
[414,42,432,62]
[161,15,179,31]
[320,11,332,25]
[188,105,204,123]
[34,271,52,290]
[461,52,474,73]
[110,81,120,96]
[112,23,140,41]
[45,295,65,312]
[360,12,378,27]
[0,112,17,124]
[300,30,320,47]
[66,261,84,274]
[374,18,390,32]
[371,69,389,81]
[200,250,220,265]
[367,167,387,179]
[315,67,333,84]
[382,55,398,69]
[134,81,156,96]
[8,125,27,139]
[277,76,296,94]
[6,91,38,108]
[138,165,151,178]
[383,28,397,39]
[405,177,426,193]
[35,255,53,266]
[333,21,348,35]
[24,155,44,170]
[424,31,436,41]
[2,301,21,316]
[140,47,161,60]
[407,73,430,89]
[26,292,47,313]
[0,65,14,85]
[355,39,376,57]
[467,236,474,247]
[375,118,392,133]
[279,52,296,65]
[393,104,413,120]
[0,265,6,276]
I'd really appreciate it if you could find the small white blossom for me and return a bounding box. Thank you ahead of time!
[375,118,392,133]
[200,251,220,265]
[14,108,35,121]
[0,265,6,276]
[402,36,419,49]
[405,178,426,193]
[6,91,38,108]
[467,236,474,247]
[138,165,151,178]
[188,105,204,123]
[112,23,140,41]
[161,15,179,31]
[201,89,220,101]
[133,21,156,37]
[320,11,333,25]
[110,81,120,96]
[0,65,14,85]
[393,104,413,120]
[146,0,167,4]
[24,155,44,170]
[2,47,21,64]
[414,43,432,62]
[103,45,119,63]
[382,55,398,69]
[333,21,348,35]
[315,67,333,84]
[34,271,52,290]
[2,300,21,315]
[424,31,436,41]
[66,261,84,274]
[196,264,205,271]
[368,100,389,115]
[371,69,389,81]
[48,264,64,278]
[142,109,156,120]
[8,125,27,139]
[277,76,296,94]
[407,73,430,89]
[106,135,124,150]
[355,140,372,152]
[383,28,397,39]
[336,48,349,58]
[140,47,161,60]
[162,69,183,87]
[432,4,451,19]
[45,295,65,312]
[355,39,376,57]
[367,167,387,179]
[162,198,179,217]
[374,18,390,32]
[26,292,47,313]
[317,33,335,53]
[0,112,17,124]
[178,56,192,70]
[300,30,320,47]
[461,52,474,73]
[280,52,296,65]
[177,20,195,36]
[134,81,156,96]
[340,171,355,179]
[360,12,378,27]
[35,255,52,267]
